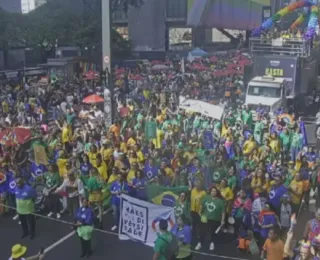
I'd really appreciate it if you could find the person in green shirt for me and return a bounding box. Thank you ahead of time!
[43,164,61,219]
[153,219,176,260]
[212,161,227,184]
[227,167,237,191]
[242,106,253,130]
[174,192,191,223]
[66,109,76,125]
[280,128,291,162]
[196,186,225,251]
[254,118,264,144]
[15,178,37,239]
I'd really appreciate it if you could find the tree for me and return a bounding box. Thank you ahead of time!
[0,0,144,64]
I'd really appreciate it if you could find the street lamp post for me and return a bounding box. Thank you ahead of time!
[102,0,114,128]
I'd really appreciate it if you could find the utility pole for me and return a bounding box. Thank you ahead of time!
[102,0,114,128]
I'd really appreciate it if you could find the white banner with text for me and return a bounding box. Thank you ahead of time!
[118,194,175,247]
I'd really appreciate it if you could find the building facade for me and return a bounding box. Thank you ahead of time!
[21,0,47,14]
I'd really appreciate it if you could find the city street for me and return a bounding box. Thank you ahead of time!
[0,210,250,260]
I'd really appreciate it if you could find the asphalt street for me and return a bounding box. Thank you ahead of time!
[0,211,250,260]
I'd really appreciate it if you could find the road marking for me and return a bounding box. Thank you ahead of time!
[44,231,75,253]
[1,205,249,259]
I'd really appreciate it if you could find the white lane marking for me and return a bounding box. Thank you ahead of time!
[44,208,112,253]
[44,231,75,253]
[2,205,248,260]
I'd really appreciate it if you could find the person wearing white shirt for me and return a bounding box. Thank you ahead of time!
[55,171,84,216]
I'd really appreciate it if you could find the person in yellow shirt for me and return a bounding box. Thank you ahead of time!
[134,144,145,163]
[160,161,174,179]
[2,99,9,113]
[243,136,256,156]
[127,163,138,183]
[289,173,304,214]
[56,151,71,177]
[120,137,128,154]
[190,180,206,242]
[60,122,72,153]
[109,121,120,138]
[183,146,197,165]
[114,153,126,170]
[96,156,108,182]
[269,133,280,154]
[218,179,234,214]
[127,150,138,165]
[108,167,119,184]
[127,134,136,147]
[88,145,100,168]
[100,141,113,165]
[251,169,269,193]
[218,179,234,201]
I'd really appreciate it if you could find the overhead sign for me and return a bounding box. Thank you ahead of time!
[104,56,110,64]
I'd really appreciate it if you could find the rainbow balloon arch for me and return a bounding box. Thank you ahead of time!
[252,0,319,40]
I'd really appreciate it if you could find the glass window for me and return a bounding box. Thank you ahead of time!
[247,85,281,98]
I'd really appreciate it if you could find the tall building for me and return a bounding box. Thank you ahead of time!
[21,0,47,14]
[0,0,21,13]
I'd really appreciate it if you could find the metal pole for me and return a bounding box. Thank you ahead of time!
[102,0,114,128]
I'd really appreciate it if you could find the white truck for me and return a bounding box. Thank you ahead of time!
[245,38,318,119]
[245,75,289,119]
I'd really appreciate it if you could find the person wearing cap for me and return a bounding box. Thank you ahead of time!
[8,244,44,260]
[15,178,37,239]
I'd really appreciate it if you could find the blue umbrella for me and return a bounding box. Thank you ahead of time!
[190,48,207,57]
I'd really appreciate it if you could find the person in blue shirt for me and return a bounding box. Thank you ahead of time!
[268,176,288,216]
[79,154,92,181]
[131,170,147,201]
[15,178,37,239]
[75,198,94,258]
[110,173,128,231]
[144,159,158,182]
[171,215,192,260]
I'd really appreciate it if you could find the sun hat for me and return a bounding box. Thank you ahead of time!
[11,244,27,258]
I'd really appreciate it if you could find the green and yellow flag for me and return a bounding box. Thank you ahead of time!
[147,184,188,207]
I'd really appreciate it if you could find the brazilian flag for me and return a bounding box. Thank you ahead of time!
[102,182,112,208]
[147,184,188,207]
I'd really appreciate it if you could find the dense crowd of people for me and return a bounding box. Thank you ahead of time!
[0,50,319,260]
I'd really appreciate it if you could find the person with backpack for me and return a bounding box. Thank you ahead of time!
[153,219,179,260]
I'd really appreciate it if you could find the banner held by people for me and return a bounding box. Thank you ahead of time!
[119,194,175,247]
